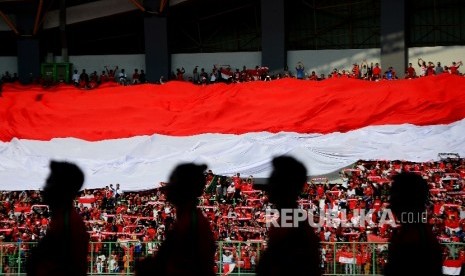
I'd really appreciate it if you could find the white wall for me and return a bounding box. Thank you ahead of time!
[0,57,18,76]
[287,49,381,77]
[171,52,261,78]
[408,46,465,66]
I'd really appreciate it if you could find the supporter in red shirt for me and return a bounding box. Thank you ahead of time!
[317,184,325,197]
[372,63,382,80]
[132,69,141,84]
[331,69,339,78]
[105,65,118,81]
[449,61,462,75]
[99,71,109,83]
[309,71,318,80]
[426,61,436,76]
[176,67,185,80]
[352,64,360,78]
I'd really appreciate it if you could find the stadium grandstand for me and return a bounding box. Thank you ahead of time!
[1,0,465,275]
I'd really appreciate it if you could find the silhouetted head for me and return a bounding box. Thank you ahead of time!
[268,156,307,208]
[43,161,84,209]
[163,163,207,207]
[389,172,429,220]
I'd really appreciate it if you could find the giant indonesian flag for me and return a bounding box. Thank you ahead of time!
[1,74,465,191]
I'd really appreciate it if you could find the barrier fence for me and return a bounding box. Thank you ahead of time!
[0,241,463,275]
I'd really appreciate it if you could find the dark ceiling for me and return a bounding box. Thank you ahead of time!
[1,0,464,56]
[0,0,262,55]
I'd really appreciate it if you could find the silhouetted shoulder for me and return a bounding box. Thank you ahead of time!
[256,222,321,276]
[385,224,442,276]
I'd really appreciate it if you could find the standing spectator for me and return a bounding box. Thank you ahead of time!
[351,63,360,78]
[405,63,417,79]
[256,156,321,276]
[426,61,436,76]
[417,58,427,77]
[360,60,369,79]
[118,69,128,85]
[435,62,444,75]
[134,163,216,276]
[210,67,217,83]
[105,65,118,81]
[200,68,208,85]
[89,71,99,88]
[449,61,462,75]
[114,183,122,203]
[139,70,146,83]
[132,69,141,84]
[72,70,80,86]
[309,71,318,80]
[241,66,249,81]
[384,172,442,276]
[192,66,200,84]
[296,62,305,79]
[79,69,89,88]
[176,68,185,81]
[108,254,119,273]
[372,63,382,80]
[100,71,109,83]
[384,67,397,80]
[1,71,12,82]
[233,68,241,83]
[26,161,89,276]
[331,68,339,78]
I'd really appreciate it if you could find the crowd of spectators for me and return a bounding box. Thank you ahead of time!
[174,58,463,85]
[1,72,19,84]
[70,66,147,89]
[1,156,465,274]
[1,57,462,92]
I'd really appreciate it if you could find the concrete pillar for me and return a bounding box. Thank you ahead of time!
[144,0,170,82]
[261,0,286,74]
[380,0,407,75]
[16,10,40,84]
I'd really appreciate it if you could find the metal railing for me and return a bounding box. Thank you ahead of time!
[0,241,463,275]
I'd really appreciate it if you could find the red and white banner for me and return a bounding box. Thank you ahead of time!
[367,233,388,243]
[222,263,236,275]
[338,251,355,264]
[1,74,465,190]
[443,259,462,275]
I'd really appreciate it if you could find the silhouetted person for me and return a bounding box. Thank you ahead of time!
[384,172,442,276]
[256,156,321,276]
[27,161,89,276]
[135,163,216,276]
